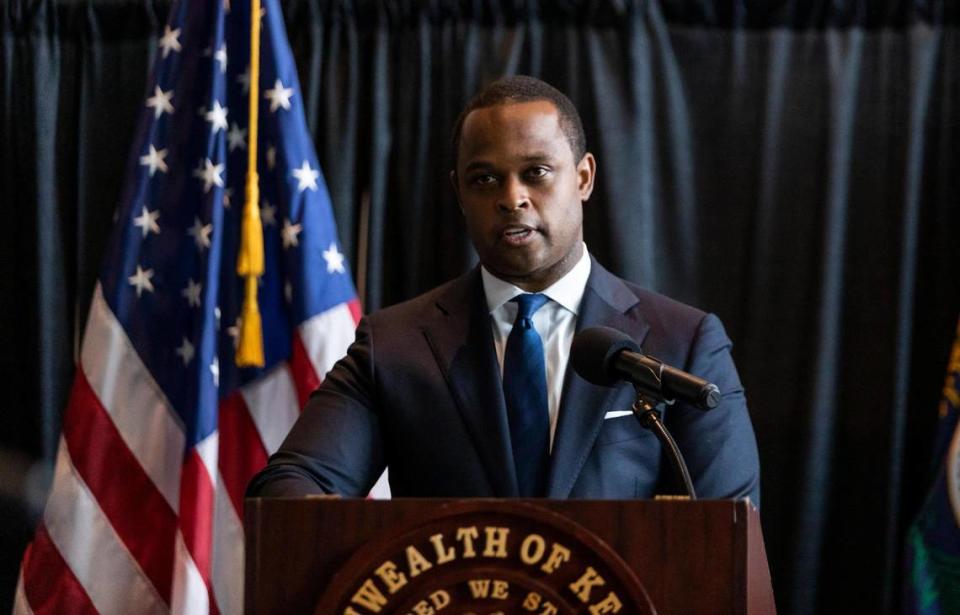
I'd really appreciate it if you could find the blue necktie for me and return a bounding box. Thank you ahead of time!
[503,293,550,497]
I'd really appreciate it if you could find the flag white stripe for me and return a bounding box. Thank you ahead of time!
[212,472,244,615]
[12,569,33,615]
[171,531,210,615]
[240,365,299,455]
[297,303,357,379]
[44,438,168,615]
[195,432,220,491]
[82,286,185,511]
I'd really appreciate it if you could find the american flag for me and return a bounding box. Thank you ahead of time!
[14,0,362,612]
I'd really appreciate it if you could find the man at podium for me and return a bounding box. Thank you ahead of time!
[247,76,760,504]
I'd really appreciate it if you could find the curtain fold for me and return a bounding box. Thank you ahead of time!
[2,1,958,614]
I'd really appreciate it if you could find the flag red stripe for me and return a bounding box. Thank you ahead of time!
[178,451,219,614]
[20,524,98,615]
[289,334,320,408]
[347,298,361,324]
[218,392,269,517]
[62,369,176,604]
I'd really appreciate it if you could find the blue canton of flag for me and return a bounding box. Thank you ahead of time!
[15,1,360,613]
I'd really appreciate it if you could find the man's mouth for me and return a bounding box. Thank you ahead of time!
[500,225,537,246]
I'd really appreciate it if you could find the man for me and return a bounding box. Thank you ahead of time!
[247,76,760,504]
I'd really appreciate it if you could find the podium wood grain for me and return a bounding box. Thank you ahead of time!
[245,498,776,614]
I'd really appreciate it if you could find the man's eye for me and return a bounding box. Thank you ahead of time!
[526,166,550,180]
[470,174,497,186]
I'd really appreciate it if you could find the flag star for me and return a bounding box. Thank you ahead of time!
[204,101,228,133]
[187,216,213,250]
[323,243,346,274]
[223,187,233,209]
[158,25,182,58]
[139,145,168,176]
[214,306,222,328]
[260,201,277,226]
[214,43,228,73]
[281,218,303,248]
[292,160,319,192]
[284,281,293,303]
[227,123,247,152]
[264,79,294,112]
[266,145,277,170]
[145,86,174,119]
[181,278,202,307]
[193,158,225,193]
[237,65,251,94]
[132,206,161,237]
[176,337,195,365]
[128,265,155,297]
[223,0,231,13]
[227,317,241,348]
[210,358,220,387]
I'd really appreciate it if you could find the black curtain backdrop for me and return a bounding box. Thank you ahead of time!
[2,1,959,613]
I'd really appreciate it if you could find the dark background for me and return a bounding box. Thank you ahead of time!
[2,1,959,613]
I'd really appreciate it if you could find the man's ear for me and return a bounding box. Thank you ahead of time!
[577,152,596,201]
[449,170,463,212]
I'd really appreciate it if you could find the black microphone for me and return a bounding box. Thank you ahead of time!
[571,326,721,410]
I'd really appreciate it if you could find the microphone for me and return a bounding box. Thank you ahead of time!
[571,326,721,410]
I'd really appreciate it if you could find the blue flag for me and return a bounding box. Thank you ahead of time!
[903,318,960,615]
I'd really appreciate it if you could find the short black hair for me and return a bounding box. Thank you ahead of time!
[450,75,587,169]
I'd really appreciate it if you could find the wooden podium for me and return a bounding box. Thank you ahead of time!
[245,498,776,614]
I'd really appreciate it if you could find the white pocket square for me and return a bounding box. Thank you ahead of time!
[603,410,633,419]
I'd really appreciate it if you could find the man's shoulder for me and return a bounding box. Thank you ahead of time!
[593,267,733,369]
[364,269,477,328]
[590,260,708,328]
[630,283,707,323]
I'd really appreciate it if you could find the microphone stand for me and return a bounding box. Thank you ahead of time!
[631,387,697,500]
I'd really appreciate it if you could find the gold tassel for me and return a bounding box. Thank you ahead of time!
[237,172,264,276]
[235,0,265,367]
[237,275,264,366]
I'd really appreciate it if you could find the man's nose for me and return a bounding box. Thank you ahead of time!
[497,176,529,212]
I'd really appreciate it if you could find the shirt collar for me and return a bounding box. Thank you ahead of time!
[480,243,592,316]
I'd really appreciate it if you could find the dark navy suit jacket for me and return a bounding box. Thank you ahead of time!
[247,259,760,504]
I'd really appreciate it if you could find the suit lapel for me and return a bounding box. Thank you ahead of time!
[422,269,520,497]
[546,260,650,498]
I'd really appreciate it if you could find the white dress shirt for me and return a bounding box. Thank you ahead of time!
[480,244,592,451]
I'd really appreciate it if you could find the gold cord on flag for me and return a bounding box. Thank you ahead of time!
[236,0,265,367]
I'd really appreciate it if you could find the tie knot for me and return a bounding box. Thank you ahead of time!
[512,293,549,322]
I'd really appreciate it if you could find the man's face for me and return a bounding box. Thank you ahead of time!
[453,100,595,292]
